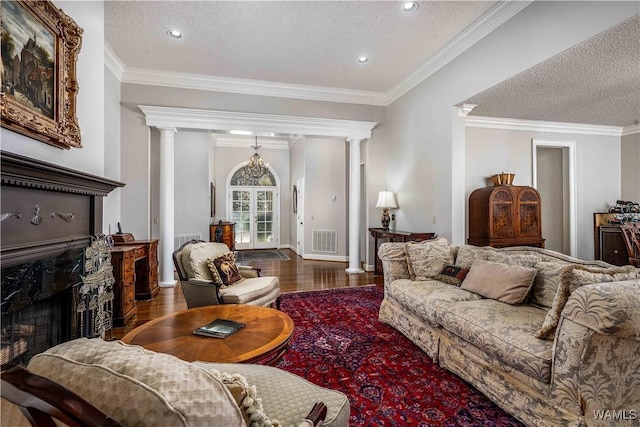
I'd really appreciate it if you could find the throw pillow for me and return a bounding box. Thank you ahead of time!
[208,369,280,427]
[208,252,245,287]
[461,259,537,304]
[432,265,469,286]
[404,237,454,281]
[531,261,568,309]
[535,264,637,340]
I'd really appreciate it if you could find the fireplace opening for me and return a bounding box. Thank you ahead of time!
[1,248,84,367]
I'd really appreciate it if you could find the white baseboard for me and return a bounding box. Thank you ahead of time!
[303,253,349,262]
[159,280,176,288]
[363,264,375,272]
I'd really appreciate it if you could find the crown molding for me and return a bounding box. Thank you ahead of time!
[465,116,624,137]
[104,42,125,81]
[139,105,377,140]
[109,2,530,107]
[123,68,387,106]
[622,124,640,136]
[385,0,533,104]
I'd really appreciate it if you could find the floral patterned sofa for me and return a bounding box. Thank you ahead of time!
[378,239,640,427]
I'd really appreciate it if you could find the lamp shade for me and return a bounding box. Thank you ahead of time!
[376,191,398,209]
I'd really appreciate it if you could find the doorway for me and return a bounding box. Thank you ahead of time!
[532,139,576,257]
[295,178,304,256]
[227,165,280,250]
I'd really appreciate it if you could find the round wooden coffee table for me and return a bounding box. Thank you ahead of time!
[121,305,294,365]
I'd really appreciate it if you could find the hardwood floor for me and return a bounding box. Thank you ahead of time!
[111,249,382,339]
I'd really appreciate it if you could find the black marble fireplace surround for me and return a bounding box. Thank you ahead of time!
[1,151,123,366]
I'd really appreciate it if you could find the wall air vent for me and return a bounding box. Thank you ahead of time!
[175,233,202,249]
[312,230,338,254]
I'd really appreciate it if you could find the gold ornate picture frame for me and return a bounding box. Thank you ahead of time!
[1,0,83,149]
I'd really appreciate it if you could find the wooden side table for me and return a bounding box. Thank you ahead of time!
[109,245,142,326]
[369,228,435,275]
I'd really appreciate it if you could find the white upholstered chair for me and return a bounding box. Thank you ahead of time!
[172,240,281,309]
[1,338,349,427]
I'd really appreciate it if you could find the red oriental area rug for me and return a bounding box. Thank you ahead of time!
[276,285,523,426]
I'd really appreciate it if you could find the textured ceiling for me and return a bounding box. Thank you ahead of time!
[105,3,639,128]
[465,14,640,128]
[104,1,496,93]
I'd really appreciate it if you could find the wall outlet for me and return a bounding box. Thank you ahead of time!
[391,214,395,220]
[432,215,437,224]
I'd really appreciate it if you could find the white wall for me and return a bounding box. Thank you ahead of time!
[103,66,121,234]
[621,132,640,202]
[304,137,348,257]
[1,1,105,177]
[174,131,210,243]
[386,1,638,247]
[465,126,621,260]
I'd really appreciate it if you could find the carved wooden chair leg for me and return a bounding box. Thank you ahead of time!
[304,402,328,427]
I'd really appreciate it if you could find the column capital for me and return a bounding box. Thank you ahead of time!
[346,137,365,146]
[157,127,177,134]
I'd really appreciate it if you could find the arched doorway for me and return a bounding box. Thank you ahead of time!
[226,164,280,250]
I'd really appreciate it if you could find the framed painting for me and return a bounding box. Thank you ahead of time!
[210,183,216,217]
[1,0,83,149]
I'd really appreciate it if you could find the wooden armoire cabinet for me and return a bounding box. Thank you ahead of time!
[210,221,236,251]
[468,185,545,248]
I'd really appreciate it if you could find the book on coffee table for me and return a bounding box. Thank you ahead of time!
[193,318,245,338]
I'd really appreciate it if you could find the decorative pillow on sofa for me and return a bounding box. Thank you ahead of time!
[534,264,637,340]
[404,237,454,281]
[461,259,537,304]
[208,369,278,427]
[432,265,469,286]
[531,261,567,309]
[208,252,245,287]
[453,245,492,269]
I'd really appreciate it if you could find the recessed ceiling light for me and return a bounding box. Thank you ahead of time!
[167,29,183,39]
[402,2,418,12]
[358,56,368,63]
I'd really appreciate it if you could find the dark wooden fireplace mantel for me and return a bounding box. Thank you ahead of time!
[1,151,124,266]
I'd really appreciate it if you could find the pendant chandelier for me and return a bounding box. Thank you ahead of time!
[241,137,269,180]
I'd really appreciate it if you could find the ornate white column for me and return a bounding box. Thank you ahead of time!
[346,137,364,274]
[158,127,177,287]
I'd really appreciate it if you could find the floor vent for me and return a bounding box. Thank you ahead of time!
[175,233,202,250]
[312,230,338,254]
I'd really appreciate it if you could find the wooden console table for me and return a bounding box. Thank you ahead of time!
[369,228,436,275]
[113,239,159,300]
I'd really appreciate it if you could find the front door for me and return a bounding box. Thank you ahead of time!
[231,187,278,250]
